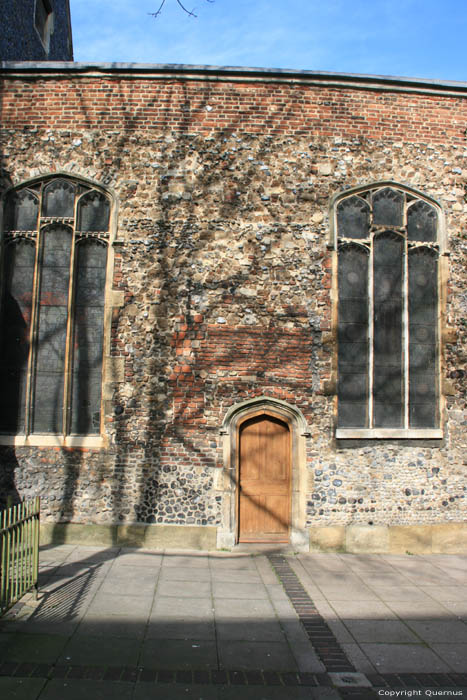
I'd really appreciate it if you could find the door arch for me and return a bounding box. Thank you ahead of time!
[238,413,291,543]
[217,396,310,550]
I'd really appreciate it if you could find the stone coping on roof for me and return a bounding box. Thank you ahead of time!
[1,61,467,96]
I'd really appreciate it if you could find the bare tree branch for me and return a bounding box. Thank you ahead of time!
[149,0,168,19]
[149,0,214,19]
[175,0,197,18]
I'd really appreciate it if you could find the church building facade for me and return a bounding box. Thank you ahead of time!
[0,62,465,551]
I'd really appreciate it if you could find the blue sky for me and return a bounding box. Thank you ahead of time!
[70,0,467,82]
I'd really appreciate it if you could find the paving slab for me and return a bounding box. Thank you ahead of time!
[133,684,219,700]
[111,551,163,567]
[387,599,459,620]
[255,555,282,585]
[218,640,298,671]
[217,688,339,700]
[212,581,269,599]
[366,585,435,602]
[214,597,276,619]
[343,619,419,644]
[419,585,467,601]
[151,596,214,619]
[431,644,467,672]
[360,643,451,673]
[266,584,290,601]
[58,635,141,666]
[312,585,380,601]
[140,638,218,669]
[337,554,397,573]
[145,619,216,640]
[98,575,158,596]
[340,643,376,673]
[0,676,47,700]
[438,600,467,619]
[290,640,325,673]
[162,554,211,569]
[209,557,258,571]
[159,566,212,582]
[3,633,68,663]
[406,619,467,644]
[2,545,467,698]
[74,617,148,639]
[216,620,286,642]
[327,600,397,621]
[210,568,262,583]
[157,579,212,598]
[85,593,153,617]
[38,679,134,700]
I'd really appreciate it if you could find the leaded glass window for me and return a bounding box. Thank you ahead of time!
[0,177,110,437]
[335,185,441,436]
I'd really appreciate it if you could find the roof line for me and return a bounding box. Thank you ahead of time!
[1,61,467,94]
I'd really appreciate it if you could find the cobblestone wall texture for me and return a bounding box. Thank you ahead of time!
[0,69,465,533]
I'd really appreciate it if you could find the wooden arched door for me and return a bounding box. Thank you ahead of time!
[238,414,291,543]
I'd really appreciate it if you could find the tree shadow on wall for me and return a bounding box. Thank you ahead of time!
[106,76,324,534]
[0,70,395,536]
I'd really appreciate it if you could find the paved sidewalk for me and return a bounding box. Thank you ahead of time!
[0,545,466,699]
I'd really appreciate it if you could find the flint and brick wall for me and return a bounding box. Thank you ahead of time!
[0,66,465,543]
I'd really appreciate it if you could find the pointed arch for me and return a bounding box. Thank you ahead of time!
[217,397,310,550]
[0,173,115,447]
[329,180,446,252]
[330,182,443,438]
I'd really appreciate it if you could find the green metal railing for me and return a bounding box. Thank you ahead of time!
[0,497,40,615]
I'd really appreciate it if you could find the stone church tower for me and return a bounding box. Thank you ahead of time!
[0,0,73,61]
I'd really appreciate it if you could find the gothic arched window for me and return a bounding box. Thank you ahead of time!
[0,176,110,440]
[334,184,442,438]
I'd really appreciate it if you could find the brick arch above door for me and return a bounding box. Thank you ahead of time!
[216,397,310,551]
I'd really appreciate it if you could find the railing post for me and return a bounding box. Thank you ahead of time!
[0,497,41,615]
[33,497,40,601]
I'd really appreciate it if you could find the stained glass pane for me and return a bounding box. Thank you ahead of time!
[70,241,107,435]
[409,248,438,428]
[407,201,437,242]
[338,245,369,428]
[5,189,39,231]
[77,191,110,232]
[32,226,72,433]
[373,233,403,428]
[0,241,36,433]
[42,179,75,217]
[336,196,370,239]
[373,188,404,227]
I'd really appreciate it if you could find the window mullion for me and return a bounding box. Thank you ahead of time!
[24,186,44,436]
[368,231,374,429]
[62,211,77,437]
[403,234,409,429]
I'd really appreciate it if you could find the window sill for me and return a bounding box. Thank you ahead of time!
[0,435,105,448]
[336,428,443,439]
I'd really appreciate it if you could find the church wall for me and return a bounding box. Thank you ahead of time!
[0,69,465,550]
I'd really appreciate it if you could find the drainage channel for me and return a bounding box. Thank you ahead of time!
[268,553,356,674]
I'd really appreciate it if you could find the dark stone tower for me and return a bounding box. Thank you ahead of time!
[0,0,73,61]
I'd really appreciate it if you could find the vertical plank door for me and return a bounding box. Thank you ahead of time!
[238,414,291,542]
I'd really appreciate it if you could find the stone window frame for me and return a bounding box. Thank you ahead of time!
[34,0,54,55]
[0,172,118,449]
[330,181,447,440]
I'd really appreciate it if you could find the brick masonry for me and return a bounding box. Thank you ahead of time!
[0,66,465,546]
